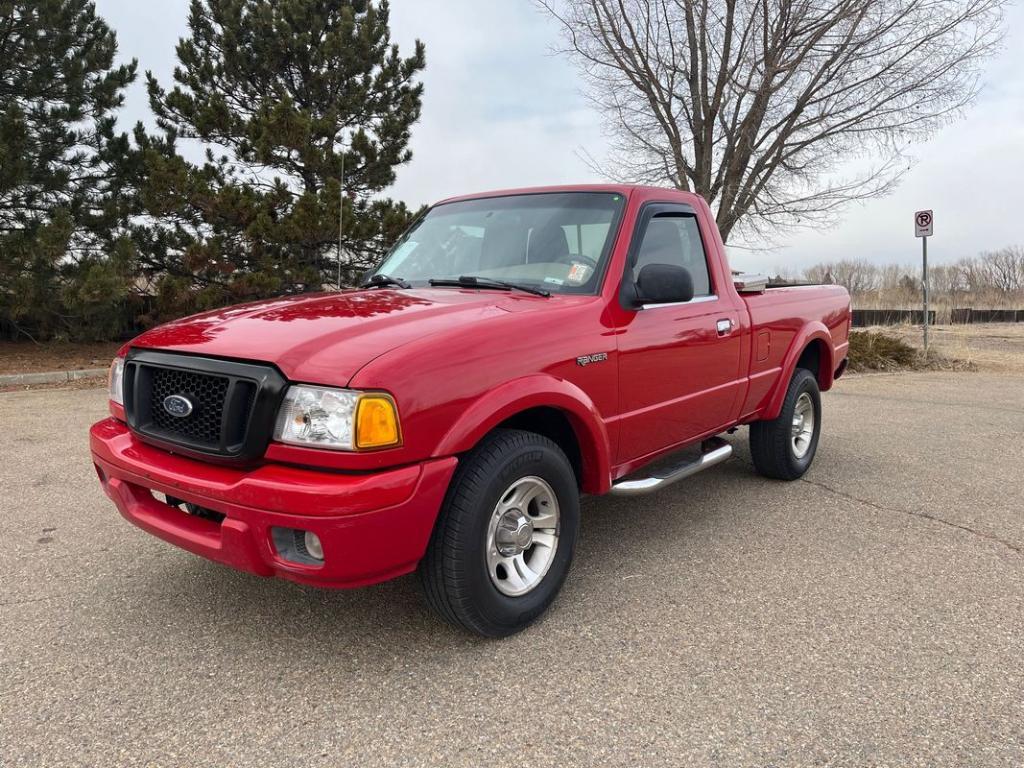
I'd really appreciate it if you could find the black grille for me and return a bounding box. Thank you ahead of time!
[123,350,287,462]
[149,368,231,447]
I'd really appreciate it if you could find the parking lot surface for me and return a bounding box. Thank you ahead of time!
[2,372,1022,767]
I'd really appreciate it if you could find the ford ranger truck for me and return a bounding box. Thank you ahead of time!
[90,185,850,637]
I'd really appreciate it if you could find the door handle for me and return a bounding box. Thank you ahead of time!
[716,318,733,336]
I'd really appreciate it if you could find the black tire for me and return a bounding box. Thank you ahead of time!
[419,429,580,638]
[749,368,822,480]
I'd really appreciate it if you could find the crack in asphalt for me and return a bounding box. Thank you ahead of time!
[801,477,1023,558]
[831,389,1024,417]
[0,595,57,608]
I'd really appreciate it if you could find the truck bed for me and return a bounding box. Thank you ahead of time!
[738,283,851,420]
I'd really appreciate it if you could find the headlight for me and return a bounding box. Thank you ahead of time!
[273,385,401,451]
[109,357,125,405]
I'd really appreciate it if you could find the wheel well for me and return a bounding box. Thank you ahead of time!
[796,339,830,386]
[497,407,583,488]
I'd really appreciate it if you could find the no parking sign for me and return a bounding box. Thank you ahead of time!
[915,210,933,238]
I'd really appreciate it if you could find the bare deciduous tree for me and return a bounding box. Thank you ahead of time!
[801,247,1024,319]
[804,258,880,294]
[540,0,1006,242]
[978,245,1024,293]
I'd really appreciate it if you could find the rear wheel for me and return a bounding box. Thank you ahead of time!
[419,429,580,637]
[750,368,822,480]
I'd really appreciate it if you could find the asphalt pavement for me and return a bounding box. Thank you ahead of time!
[1,372,1021,767]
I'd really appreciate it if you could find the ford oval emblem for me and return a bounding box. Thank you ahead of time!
[163,394,194,418]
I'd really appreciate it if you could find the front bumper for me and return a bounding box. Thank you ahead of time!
[89,418,458,588]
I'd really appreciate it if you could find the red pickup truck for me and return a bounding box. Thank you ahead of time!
[90,185,850,636]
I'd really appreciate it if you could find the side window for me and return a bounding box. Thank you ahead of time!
[633,214,712,297]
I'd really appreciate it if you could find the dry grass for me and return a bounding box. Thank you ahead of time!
[0,341,121,374]
[0,376,107,394]
[881,323,1024,374]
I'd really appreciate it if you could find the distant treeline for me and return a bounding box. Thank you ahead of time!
[786,246,1024,324]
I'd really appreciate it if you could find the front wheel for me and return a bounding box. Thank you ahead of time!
[749,368,822,480]
[419,429,580,637]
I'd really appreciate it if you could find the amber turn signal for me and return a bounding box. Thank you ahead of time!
[355,394,402,449]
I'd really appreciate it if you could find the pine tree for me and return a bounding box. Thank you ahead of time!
[0,0,138,340]
[137,0,425,317]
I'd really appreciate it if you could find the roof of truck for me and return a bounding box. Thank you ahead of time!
[434,184,701,207]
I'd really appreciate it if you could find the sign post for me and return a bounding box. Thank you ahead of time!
[914,210,933,353]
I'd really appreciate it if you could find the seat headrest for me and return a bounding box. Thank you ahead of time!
[527,222,570,263]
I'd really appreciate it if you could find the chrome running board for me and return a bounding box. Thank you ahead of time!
[610,437,733,497]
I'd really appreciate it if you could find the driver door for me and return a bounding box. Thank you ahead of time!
[615,206,744,463]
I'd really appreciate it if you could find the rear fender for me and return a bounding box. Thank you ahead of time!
[763,323,835,420]
[435,375,613,494]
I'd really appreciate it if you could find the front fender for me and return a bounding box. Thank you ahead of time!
[763,322,835,420]
[435,374,613,494]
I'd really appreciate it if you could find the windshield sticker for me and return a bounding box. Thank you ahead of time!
[566,262,592,285]
[543,277,565,285]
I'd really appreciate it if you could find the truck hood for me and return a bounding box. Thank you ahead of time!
[129,288,556,386]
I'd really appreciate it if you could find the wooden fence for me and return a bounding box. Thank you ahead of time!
[852,308,1023,327]
[852,309,936,327]
[949,308,1024,324]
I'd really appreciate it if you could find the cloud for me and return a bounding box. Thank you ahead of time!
[386,0,605,205]
[95,0,189,131]
[96,0,1024,274]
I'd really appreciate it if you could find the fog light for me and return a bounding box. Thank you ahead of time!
[270,527,326,566]
[303,531,324,561]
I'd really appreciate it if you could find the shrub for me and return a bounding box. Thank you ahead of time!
[847,330,921,371]
[846,329,974,372]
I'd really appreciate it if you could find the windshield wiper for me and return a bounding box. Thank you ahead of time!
[428,275,550,297]
[361,273,410,289]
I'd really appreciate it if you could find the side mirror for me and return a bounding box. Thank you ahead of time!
[636,263,694,304]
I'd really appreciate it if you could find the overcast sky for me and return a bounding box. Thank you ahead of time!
[96,0,1024,274]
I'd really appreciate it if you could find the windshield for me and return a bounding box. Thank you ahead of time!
[372,192,626,295]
